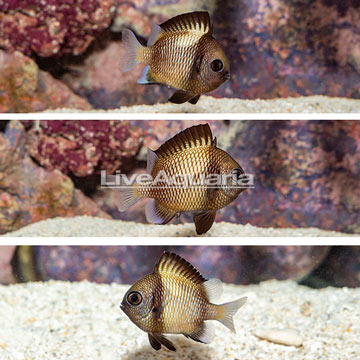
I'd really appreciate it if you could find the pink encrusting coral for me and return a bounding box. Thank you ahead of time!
[0,0,116,57]
[22,120,143,177]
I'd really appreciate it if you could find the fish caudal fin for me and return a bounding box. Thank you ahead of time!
[119,29,143,72]
[148,333,176,352]
[116,177,140,212]
[217,297,247,333]
[185,322,215,344]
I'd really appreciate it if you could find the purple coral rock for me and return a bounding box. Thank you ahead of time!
[0,0,116,57]
[23,120,143,177]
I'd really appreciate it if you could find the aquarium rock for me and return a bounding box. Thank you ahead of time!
[0,280,358,359]
[0,122,109,235]
[0,51,92,112]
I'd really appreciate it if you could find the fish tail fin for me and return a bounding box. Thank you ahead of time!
[116,176,141,211]
[119,29,144,72]
[217,297,247,333]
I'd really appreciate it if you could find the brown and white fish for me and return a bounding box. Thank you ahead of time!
[117,124,247,235]
[120,252,247,351]
[119,11,230,104]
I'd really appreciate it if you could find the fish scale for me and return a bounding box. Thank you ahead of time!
[137,146,236,211]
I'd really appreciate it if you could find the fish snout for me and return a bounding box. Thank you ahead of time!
[120,302,125,311]
[222,72,231,82]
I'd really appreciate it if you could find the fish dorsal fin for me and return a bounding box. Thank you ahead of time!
[153,252,206,284]
[160,11,212,36]
[155,123,216,159]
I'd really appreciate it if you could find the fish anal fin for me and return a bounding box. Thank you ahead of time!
[147,21,162,46]
[188,94,200,104]
[193,210,216,235]
[160,12,212,35]
[138,65,159,85]
[168,90,196,104]
[155,123,214,159]
[150,333,176,351]
[146,199,176,225]
[185,322,215,344]
[153,252,206,284]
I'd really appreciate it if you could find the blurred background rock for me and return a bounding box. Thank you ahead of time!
[1,245,359,288]
[1,0,360,111]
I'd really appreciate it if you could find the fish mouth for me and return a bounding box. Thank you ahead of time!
[120,303,125,311]
[222,72,231,81]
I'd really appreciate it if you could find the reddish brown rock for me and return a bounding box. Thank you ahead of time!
[0,121,110,235]
[0,51,92,112]
[0,0,116,57]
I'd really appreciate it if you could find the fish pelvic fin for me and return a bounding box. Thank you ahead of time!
[116,176,140,212]
[185,321,215,344]
[193,210,216,235]
[146,199,176,224]
[138,65,159,85]
[168,90,197,104]
[217,296,247,333]
[119,29,144,72]
[148,333,176,351]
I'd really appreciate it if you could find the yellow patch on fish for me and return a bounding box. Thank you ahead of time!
[120,252,247,351]
[117,123,247,234]
[119,12,230,104]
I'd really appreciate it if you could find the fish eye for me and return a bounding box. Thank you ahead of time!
[211,59,224,72]
[127,291,143,306]
[232,168,244,179]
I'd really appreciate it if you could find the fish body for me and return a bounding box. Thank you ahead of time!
[120,252,247,351]
[118,124,246,234]
[120,12,230,104]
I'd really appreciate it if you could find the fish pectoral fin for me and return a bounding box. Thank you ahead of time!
[149,333,176,352]
[138,65,159,85]
[185,322,215,344]
[146,199,176,224]
[193,210,216,235]
[206,186,218,201]
[188,94,200,104]
[168,90,197,104]
[148,333,162,351]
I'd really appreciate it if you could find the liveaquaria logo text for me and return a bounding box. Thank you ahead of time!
[100,170,254,189]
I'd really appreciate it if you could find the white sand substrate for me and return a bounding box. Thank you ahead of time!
[45,95,360,113]
[3,216,351,237]
[0,280,358,360]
